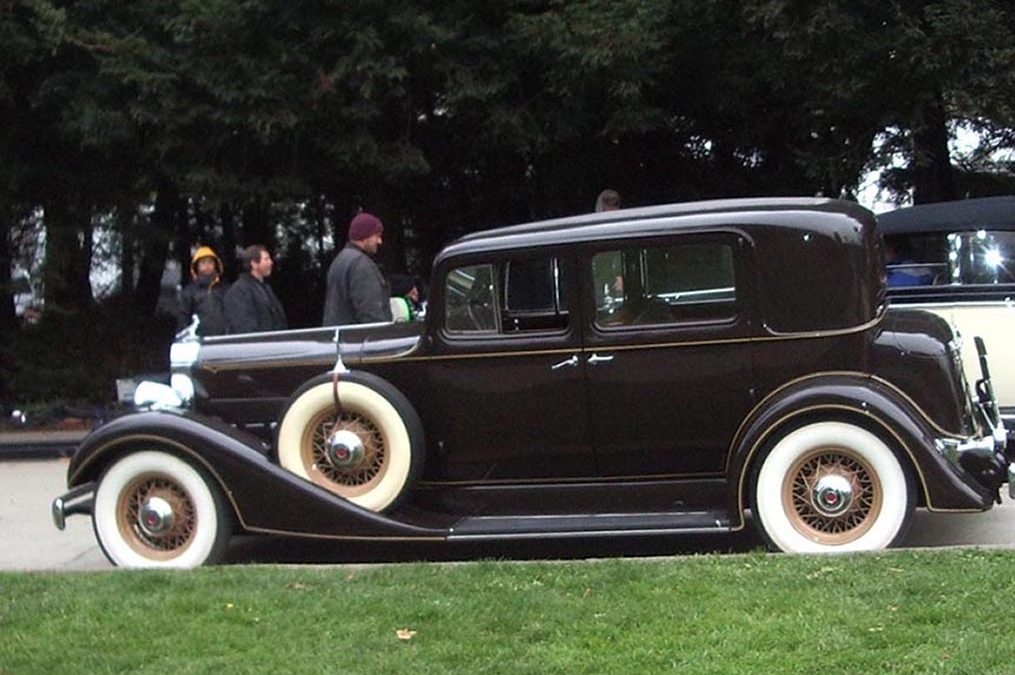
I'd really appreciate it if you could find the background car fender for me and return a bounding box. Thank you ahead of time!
[67,412,445,541]
[725,372,996,529]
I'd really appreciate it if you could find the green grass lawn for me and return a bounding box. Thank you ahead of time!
[3,549,1015,674]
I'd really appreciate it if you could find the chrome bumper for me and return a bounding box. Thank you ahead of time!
[51,482,96,530]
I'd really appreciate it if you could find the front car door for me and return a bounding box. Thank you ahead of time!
[581,231,756,478]
[424,247,595,481]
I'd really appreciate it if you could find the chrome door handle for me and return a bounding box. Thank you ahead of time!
[551,355,579,370]
[587,353,614,365]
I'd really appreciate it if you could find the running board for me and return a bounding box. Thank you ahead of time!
[447,510,731,541]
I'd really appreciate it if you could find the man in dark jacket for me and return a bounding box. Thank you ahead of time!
[322,212,392,326]
[224,245,288,333]
[177,245,228,336]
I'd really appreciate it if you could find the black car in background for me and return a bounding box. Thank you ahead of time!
[880,196,1015,425]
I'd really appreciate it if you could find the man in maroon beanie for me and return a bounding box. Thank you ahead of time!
[322,212,393,326]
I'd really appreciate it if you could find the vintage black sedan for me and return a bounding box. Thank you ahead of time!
[53,197,1014,568]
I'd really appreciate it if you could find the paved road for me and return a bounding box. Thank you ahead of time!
[3,459,1014,572]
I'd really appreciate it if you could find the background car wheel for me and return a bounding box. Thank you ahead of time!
[751,421,915,553]
[92,450,232,569]
[276,373,423,513]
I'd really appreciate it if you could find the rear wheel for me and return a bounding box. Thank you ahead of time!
[752,421,915,553]
[93,450,232,568]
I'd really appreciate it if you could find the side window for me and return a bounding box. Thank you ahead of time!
[444,256,569,335]
[592,241,736,328]
[445,264,498,333]
[502,257,569,332]
[885,231,1015,286]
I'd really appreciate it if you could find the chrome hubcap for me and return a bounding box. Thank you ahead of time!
[811,474,853,517]
[138,496,175,537]
[326,429,366,469]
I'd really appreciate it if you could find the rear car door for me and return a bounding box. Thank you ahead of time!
[580,232,756,478]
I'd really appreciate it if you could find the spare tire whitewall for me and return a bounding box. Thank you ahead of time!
[751,421,915,553]
[93,450,232,569]
[276,375,423,513]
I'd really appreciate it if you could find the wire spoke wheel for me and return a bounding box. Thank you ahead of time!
[94,450,231,568]
[277,377,423,513]
[782,447,882,545]
[753,421,913,553]
[302,410,388,497]
[116,474,197,558]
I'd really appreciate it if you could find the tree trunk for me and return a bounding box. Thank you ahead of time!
[911,91,956,205]
[133,181,177,315]
[220,201,238,280]
[118,202,135,299]
[241,195,272,250]
[42,199,93,312]
[0,206,14,332]
[175,197,193,287]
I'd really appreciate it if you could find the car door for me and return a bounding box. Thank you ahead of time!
[580,232,756,478]
[425,248,595,481]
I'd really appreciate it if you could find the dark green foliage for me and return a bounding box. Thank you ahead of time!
[2,0,1015,404]
[0,300,173,405]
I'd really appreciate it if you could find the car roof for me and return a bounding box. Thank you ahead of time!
[437,196,870,261]
[878,196,1015,235]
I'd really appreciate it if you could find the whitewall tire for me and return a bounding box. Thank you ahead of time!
[752,421,914,553]
[276,376,422,513]
[93,450,232,569]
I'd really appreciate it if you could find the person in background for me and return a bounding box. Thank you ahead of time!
[389,274,423,322]
[594,189,624,296]
[885,238,933,287]
[177,245,228,336]
[322,212,392,326]
[224,245,288,333]
[595,189,621,212]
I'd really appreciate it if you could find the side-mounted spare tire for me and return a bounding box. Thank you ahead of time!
[276,371,424,513]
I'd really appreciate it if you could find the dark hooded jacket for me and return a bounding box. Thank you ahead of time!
[322,243,392,326]
[177,246,228,336]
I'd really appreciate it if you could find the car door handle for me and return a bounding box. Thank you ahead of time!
[550,355,579,370]
[587,353,614,365]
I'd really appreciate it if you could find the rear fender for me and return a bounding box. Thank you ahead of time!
[727,373,994,529]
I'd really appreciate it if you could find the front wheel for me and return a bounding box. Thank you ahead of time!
[92,450,232,568]
[751,421,915,553]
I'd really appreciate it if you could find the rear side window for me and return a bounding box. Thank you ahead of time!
[592,242,736,328]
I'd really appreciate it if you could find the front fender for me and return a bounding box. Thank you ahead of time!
[726,372,995,528]
[67,411,445,541]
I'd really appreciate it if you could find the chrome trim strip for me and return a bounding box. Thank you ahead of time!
[202,321,394,343]
[448,526,731,541]
[418,471,724,488]
[894,301,1015,310]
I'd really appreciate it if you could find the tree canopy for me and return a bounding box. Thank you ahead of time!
[2,0,1014,332]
